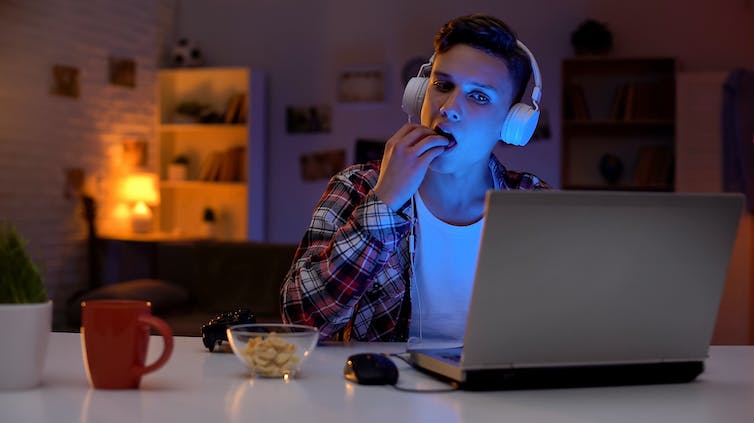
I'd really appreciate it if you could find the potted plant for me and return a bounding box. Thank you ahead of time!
[0,222,52,390]
[570,19,613,56]
[202,207,217,239]
[168,154,190,181]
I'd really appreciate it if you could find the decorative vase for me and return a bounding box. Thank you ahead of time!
[599,154,624,184]
[0,300,52,390]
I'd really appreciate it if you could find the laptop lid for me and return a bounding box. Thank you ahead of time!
[460,190,743,370]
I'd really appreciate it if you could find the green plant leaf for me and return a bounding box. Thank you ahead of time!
[0,222,47,303]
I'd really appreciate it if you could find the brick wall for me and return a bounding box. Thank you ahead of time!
[0,0,175,326]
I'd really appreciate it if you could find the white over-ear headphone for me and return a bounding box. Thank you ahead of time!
[401,40,542,146]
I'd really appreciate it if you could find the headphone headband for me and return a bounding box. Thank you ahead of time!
[515,40,541,108]
[416,54,435,77]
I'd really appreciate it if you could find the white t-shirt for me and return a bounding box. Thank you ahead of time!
[408,192,484,344]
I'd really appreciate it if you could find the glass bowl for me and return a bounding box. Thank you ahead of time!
[227,323,319,379]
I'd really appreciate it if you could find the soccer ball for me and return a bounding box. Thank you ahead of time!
[171,38,204,67]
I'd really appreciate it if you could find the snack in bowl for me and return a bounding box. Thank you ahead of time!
[242,333,299,376]
[227,324,318,378]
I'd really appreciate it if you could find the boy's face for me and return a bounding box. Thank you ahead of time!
[420,44,516,174]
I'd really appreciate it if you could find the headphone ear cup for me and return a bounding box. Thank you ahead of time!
[402,77,429,121]
[501,103,540,146]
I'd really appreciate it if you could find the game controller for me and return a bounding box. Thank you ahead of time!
[201,308,256,352]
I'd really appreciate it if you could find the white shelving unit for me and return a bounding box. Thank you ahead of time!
[157,67,266,241]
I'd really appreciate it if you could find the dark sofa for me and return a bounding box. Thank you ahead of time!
[68,240,298,337]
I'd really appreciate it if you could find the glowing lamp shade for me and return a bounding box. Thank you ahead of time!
[120,173,159,233]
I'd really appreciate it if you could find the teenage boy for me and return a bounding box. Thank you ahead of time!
[281,14,549,342]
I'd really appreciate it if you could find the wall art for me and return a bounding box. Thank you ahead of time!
[286,105,332,133]
[300,149,345,181]
[336,66,385,103]
[108,56,136,88]
[51,64,79,98]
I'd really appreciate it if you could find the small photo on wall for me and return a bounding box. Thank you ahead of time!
[337,67,385,103]
[63,167,85,200]
[355,139,385,163]
[300,149,345,181]
[108,57,136,88]
[286,105,332,133]
[51,64,80,98]
[122,138,148,169]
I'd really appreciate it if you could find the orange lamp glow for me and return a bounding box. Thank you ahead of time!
[119,173,159,233]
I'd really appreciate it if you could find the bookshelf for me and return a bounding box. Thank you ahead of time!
[561,57,676,191]
[157,67,266,240]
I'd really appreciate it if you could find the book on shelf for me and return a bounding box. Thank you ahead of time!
[625,82,648,121]
[237,94,248,123]
[564,83,590,120]
[223,93,246,124]
[199,147,246,182]
[218,148,235,182]
[633,146,673,187]
[218,146,245,182]
[235,146,247,181]
[199,151,223,181]
[610,83,629,120]
[613,81,674,122]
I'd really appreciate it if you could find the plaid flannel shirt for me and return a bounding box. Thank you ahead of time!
[281,155,550,341]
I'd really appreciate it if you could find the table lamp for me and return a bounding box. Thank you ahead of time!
[120,172,159,234]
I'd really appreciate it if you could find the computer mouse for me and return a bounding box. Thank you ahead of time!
[343,353,399,385]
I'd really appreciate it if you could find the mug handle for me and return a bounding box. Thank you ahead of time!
[133,315,174,377]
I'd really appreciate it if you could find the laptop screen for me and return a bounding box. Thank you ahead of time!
[461,191,742,369]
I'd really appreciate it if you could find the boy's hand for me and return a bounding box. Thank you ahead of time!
[373,123,449,211]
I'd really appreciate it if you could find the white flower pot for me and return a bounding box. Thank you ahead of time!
[168,164,188,181]
[202,221,216,239]
[0,300,52,390]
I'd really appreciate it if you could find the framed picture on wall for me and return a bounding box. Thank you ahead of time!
[108,56,136,88]
[300,149,346,181]
[50,64,80,98]
[354,139,385,163]
[122,138,148,169]
[336,66,385,104]
[286,105,332,133]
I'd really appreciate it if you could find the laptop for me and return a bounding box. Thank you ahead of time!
[409,190,744,390]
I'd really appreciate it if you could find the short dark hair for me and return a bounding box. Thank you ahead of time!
[434,14,532,105]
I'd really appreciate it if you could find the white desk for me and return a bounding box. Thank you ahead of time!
[1,332,753,423]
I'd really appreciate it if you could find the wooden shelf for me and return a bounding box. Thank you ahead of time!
[563,119,674,127]
[560,57,677,191]
[98,231,204,242]
[157,67,266,241]
[160,180,246,189]
[562,57,676,73]
[159,123,247,133]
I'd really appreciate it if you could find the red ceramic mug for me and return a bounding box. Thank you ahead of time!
[81,300,174,389]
